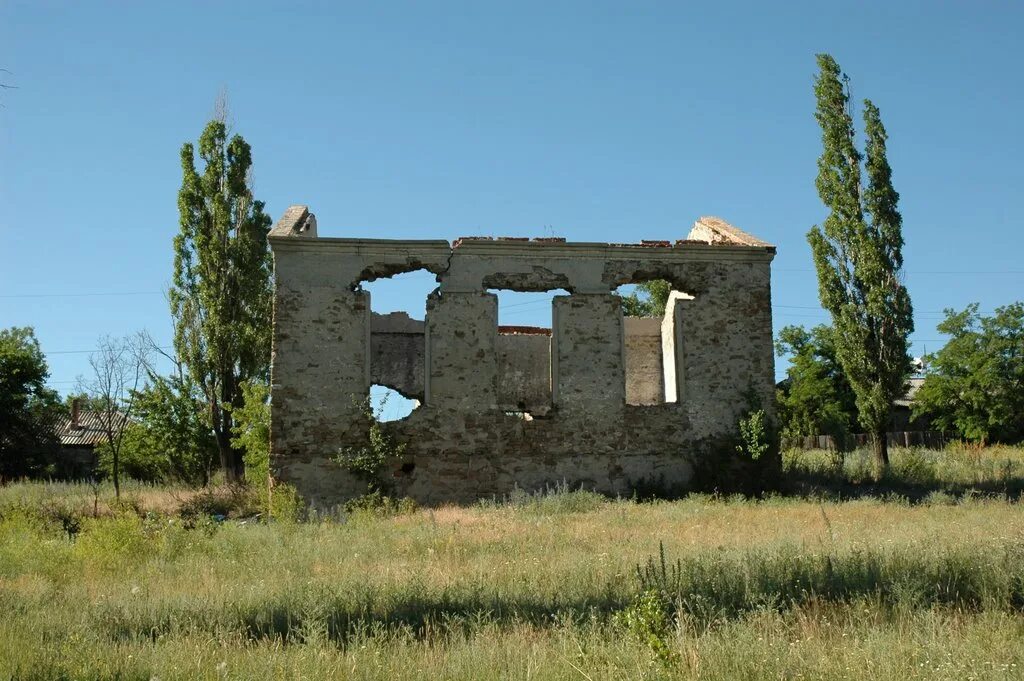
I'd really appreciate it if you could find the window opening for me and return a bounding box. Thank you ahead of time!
[361,270,437,420]
[490,289,567,417]
[616,281,673,406]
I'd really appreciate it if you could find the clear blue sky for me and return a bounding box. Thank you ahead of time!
[2,1,1022,404]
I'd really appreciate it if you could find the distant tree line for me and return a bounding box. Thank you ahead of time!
[779,54,1021,453]
[0,107,273,493]
[777,302,1024,447]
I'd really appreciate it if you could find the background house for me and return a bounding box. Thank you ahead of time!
[51,399,123,478]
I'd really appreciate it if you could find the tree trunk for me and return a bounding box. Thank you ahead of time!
[871,428,889,480]
[112,448,120,500]
[215,427,243,483]
[211,385,244,483]
[219,372,245,483]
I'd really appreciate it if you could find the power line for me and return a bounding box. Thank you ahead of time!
[3,263,1024,300]
[773,304,991,315]
[0,291,165,299]
[46,345,173,355]
[775,268,1024,275]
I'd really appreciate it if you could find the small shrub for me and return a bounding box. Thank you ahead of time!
[73,514,155,570]
[268,482,305,523]
[334,396,407,494]
[888,447,939,486]
[635,541,683,596]
[344,490,417,519]
[923,490,957,506]
[232,380,270,487]
[178,486,259,524]
[615,588,679,669]
[480,483,607,515]
[737,409,771,460]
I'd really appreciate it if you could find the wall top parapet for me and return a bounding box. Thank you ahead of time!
[270,208,775,263]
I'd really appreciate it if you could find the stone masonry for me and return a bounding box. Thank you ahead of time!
[269,206,776,507]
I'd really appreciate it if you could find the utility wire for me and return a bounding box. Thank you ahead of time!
[774,268,1024,275]
[46,345,174,355]
[773,304,992,314]
[4,265,1024,300]
[0,291,165,299]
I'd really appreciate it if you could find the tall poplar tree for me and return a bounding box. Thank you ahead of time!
[807,54,914,475]
[170,119,272,481]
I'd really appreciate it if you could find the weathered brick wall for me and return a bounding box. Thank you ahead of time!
[495,333,551,414]
[624,317,664,406]
[676,261,776,439]
[425,291,498,409]
[269,209,776,508]
[370,312,425,400]
[552,294,625,411]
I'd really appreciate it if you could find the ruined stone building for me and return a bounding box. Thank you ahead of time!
[268,206,776,506]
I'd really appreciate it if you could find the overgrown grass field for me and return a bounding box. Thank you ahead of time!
[2,445,1024,679]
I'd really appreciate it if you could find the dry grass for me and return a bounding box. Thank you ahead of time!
[1,446,1024,679]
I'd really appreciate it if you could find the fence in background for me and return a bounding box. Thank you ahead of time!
[782,431,954,452]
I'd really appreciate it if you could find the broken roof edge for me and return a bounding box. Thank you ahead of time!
[687,216,774,249]
[269,205,318,239]
[272,237,774,263]
[267,208,775,255]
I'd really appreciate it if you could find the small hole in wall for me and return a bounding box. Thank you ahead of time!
[371,384,419,422]
[400,462,416,474]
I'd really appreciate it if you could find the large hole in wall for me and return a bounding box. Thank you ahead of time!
[615,281,670,318]
[361,270,436,418]
[371,384,419,422]
[361,269,437,320]
[493,289,565,327]
[489,288,567,417]
[615,281,672,407]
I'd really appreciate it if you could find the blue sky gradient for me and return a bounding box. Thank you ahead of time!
[2,1,1022,409]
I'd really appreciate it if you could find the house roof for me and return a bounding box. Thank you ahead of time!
[51,411,127,447]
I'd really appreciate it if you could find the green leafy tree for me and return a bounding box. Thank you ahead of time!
[807,54,914,476]
[0,327,63,478]
[171,118,272,481]
[775,324,858,444]
[232,380,304,521]
[231,380,270,486]
[913,303,1024,443]
[104,374,218,485]
[619,280,672,317]
[63,393,106,413]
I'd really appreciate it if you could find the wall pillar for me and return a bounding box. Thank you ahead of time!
[552,294,625,411]
[677,263,775,438]
[271,284,370,461]
[661,291,694,404]
[425,291,498,409]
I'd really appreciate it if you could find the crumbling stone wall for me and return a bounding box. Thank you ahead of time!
[269,207,776,507]
[495,328,551,415]
[624,317,664,406]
